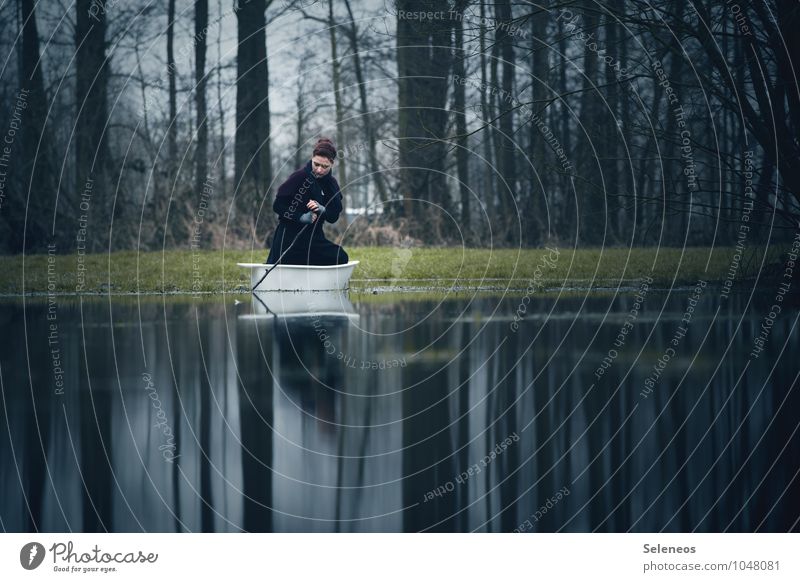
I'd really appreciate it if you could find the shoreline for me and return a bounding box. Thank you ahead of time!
[0,246,783,295]
[0,283,764,300]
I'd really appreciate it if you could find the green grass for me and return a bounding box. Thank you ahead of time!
[0,246,783,295]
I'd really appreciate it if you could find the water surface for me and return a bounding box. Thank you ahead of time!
[1,288,798,532]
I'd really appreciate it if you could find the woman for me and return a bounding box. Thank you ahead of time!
[266,138,348,266]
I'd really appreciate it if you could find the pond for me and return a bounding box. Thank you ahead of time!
[1,287,798,532]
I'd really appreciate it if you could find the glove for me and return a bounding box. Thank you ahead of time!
[315,203,326,215]
[299,211,315,224]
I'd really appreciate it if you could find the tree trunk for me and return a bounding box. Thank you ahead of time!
[557,15,571,237]
[618,4,632,241]
[195,0,209,214]
[529,2,549,245]
[216,0,227,198]
[167,0,177,167]
[158,0,177,246]
[16,0,51,252]
[603,2,621,244]
[396,0,453,240]
[453,0,470,235]
[75,0,109,252]
[294,75,305,171]
[664,0,686,246]
[235,0,273,241]
[479,0,494,236]
[328,0,347,223]
[496,0,516,244]
[489,18,501,233]
[577,2,603,245]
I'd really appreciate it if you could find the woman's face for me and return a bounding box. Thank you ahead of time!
[311,155,333,178]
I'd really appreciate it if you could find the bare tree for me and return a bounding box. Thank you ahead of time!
[453,0,471,232]
[195,0,209,200]
[602,1,621,243]
[479,0,495,233]
[167,0,177,167]
[15,0,52,251]
[343,0,388,206]
[235,0,274,241]
[528,1,549,244]
[293,72,307,171]
[75,0,110,252]
[495,0,516,243]
[691,1,800,227]
[215,0,228,197]
[328,0,347,221]
[396,0,453,240]
[577,1,603,245]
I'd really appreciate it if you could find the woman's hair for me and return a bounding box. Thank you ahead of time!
[312,137,337,161]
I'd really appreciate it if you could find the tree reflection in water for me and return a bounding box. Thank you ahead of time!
[0,291,798,532]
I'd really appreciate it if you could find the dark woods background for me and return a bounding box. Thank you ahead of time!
[0,0,797,254]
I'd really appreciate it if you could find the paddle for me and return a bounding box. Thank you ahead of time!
[251,222,310,292]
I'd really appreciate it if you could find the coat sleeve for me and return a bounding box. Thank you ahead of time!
[273,171,309,222]
[322,177,344,223]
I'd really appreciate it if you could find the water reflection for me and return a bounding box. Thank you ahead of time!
[0,291,798,532]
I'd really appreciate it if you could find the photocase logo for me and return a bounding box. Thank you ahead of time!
[388,238,414,288]
[20,542,46,570]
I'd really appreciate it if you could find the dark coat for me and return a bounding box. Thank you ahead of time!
[266,160,348,265]
[273,159,343,224]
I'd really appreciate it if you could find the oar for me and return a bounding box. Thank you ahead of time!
[251,291,275,317]
[251,222,310,292]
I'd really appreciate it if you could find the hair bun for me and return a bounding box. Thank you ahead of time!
[313,137,337,161]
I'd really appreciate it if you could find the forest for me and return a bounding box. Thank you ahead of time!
[0,0,797,253]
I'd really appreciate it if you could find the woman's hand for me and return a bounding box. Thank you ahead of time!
[299,211,318,224]
[307,200,320,212]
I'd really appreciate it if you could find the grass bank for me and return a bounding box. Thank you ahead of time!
[0,246,779,295]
